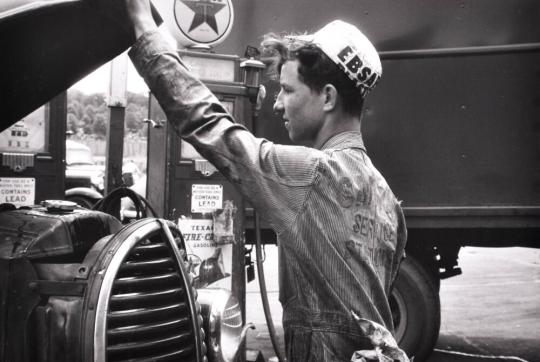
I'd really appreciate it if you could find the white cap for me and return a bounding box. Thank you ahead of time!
[294,20,382,97]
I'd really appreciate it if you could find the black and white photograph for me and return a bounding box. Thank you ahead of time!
[0,1,538,361]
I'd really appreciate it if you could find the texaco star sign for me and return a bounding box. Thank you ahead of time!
[173,0,234,46]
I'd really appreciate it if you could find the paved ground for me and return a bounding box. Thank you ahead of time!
[244,246,540,362]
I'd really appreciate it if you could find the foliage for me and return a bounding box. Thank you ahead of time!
[66,90,149,138]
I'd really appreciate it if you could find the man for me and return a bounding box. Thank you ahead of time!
[117,1,407,360]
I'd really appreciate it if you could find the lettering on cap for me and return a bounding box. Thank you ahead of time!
[337,45,380,95]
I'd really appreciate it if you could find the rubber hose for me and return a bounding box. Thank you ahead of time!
[92,187,140,215]
[254,211,286,362]
[92,187,158,220]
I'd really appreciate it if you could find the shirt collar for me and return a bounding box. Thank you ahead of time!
[319,131,366,152]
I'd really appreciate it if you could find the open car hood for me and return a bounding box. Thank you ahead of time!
[0,0,161,132]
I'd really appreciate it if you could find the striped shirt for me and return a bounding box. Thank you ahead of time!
[129,30,407,338]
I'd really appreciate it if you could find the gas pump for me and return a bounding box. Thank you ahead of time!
[0,94,66,207]
[1,1,261,362]
[146,48,265,360]
[141,1,272,359]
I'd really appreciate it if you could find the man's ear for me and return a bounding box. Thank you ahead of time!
[322,84,338,112]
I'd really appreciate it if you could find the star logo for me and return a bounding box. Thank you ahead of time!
[181,0,225,34]
[174,0,233,46]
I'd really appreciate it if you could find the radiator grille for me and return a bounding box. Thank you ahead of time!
[106,233,199,362]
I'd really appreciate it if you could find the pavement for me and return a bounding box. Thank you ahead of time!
[244,246,540,362]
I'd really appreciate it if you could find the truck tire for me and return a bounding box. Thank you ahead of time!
[390,254,440,362]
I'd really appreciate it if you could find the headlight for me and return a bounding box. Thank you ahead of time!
[198,288,251,362]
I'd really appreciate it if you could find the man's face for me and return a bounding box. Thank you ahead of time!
[273,60,325,146]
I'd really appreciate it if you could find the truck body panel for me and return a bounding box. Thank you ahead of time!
[212,0,540,245]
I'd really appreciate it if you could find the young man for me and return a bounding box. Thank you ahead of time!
[117,1,407,360]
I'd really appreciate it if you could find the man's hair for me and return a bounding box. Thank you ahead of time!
[261,33,365,116]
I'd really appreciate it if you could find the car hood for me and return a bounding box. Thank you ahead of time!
[0,0,161,132]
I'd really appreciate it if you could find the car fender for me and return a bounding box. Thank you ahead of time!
[65,187,103,200]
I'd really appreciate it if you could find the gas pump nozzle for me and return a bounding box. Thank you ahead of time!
[241,59,266,104]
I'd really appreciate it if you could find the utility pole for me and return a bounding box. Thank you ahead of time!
[104,52,128,218]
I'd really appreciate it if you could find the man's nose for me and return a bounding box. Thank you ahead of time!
[273,92,284,114]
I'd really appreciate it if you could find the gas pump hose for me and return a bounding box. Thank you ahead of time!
[254,211,286,362]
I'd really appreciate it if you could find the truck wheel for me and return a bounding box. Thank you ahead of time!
[390,255,440,361]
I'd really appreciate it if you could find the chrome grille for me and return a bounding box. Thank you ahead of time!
[106,232,199,362]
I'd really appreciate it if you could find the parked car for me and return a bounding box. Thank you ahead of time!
[64,139,105,207]
[65,139,143,208]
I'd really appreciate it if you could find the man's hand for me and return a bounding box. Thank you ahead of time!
[97,0,159,39]
[124,0,158,38]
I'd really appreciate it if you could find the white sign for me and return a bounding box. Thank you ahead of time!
[191,184,223,213]
[0,107,47,153]
[177,217,232,287]
[177,218,215,248]
[0,178,35,207]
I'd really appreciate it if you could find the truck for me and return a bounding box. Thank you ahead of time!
[213,0,540,359]
[1,0,539,361]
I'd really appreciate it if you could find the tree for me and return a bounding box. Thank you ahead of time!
[83,104,97,121]
[90,93,106,107]
[92,114,108,138]
[66,90,149,138]
[125,103,144,133]
[67,113,78,134]
[67,99,83,121]
[81,115,92,135]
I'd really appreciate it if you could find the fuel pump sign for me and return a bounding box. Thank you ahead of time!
[0,177,35,206]
[191,183,223,213]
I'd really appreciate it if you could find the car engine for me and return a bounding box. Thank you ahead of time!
[0,202,206,362]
